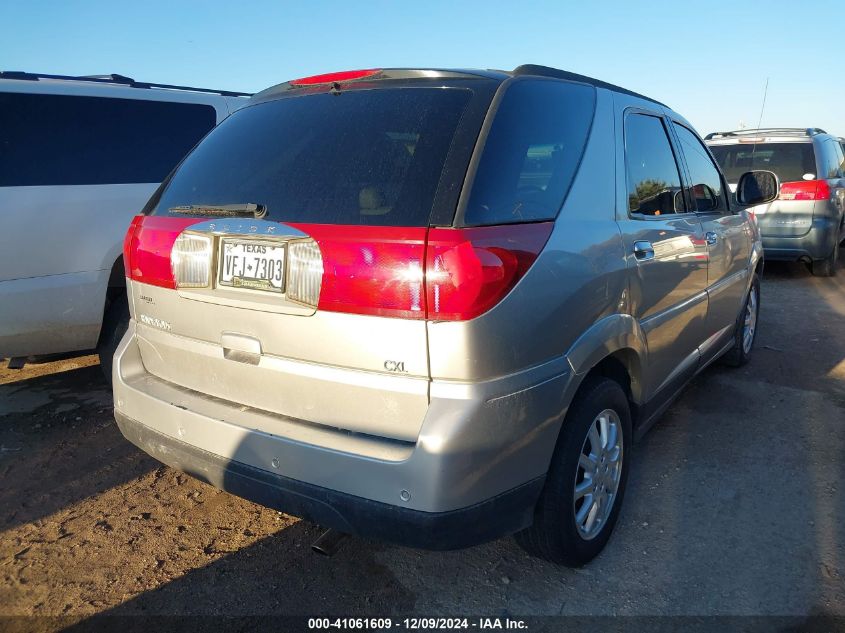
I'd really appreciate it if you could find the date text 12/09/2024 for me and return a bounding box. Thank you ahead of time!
[307,618,529,630]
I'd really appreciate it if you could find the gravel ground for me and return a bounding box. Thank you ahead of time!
[0,260,843,628]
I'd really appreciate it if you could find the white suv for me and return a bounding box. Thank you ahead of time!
[0,72,248,378]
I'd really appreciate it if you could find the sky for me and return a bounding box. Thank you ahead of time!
[3,0,842,137]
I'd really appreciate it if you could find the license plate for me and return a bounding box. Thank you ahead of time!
[219,239,286,293]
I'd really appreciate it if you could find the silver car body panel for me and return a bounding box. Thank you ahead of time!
[115,320,573,512]
[129,279,431,442]
[0,78,245,358]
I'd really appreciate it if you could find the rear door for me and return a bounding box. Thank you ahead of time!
[616,110,709,401]
[670,122,750,357]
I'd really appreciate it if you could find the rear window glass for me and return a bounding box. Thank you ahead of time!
[0,93,216,187]
[709,142,816,183]
[152,88,473,226]
[462,79,595,226]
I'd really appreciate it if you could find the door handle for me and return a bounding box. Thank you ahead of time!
[705,231,718,246]
[633,240,655,261]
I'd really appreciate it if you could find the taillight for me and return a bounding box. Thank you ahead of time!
[291,222,553,321]
[124,216,202,289]
[286,239,324,307]
[290,224,428,319]
[126,215,552,322]
[171,233,212,288]
[779,180,831,201]
[122,215,143,278]
[425,223,554,321]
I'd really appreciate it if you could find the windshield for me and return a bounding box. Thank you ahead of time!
[709,142,816,184]
[151,87,475,226]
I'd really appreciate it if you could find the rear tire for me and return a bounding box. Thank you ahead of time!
[724,273,760,367]
[515,377,631,566]
[812,239,839,277]
[97,296,129,386]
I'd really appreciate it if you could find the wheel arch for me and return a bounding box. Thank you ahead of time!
[105,255,126,303]
[564,313,647,407]
[96,255,127,346]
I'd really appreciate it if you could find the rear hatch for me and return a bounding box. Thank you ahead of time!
[124,71,499,443]
[709,140,819,237]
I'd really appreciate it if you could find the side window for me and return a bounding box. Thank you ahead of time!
[818,141,838,179]
[672,123,727,212]
[463,79,596,226]
[625,113,685,216]
[828,141,845,179]
[0,93,217,187]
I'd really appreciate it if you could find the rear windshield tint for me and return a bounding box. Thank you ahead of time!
[151,88,473,226]
[461,79,596,226]
[709,142,816,183]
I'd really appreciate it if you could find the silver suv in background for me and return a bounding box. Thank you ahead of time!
[706,128,845,276]
[113,65,777,565]
[0,72,249,376]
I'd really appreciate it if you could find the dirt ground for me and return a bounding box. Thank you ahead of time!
[1,260,843,629]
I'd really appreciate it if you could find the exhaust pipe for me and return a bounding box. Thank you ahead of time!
[311,528,347,556]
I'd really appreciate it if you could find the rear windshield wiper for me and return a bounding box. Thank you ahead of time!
[168,203,267,218]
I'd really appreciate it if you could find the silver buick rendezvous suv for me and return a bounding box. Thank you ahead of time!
[113,66,777,565]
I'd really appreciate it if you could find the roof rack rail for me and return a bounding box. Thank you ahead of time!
[511,64,667,107]
[704,127,827,140]
[0,71,251,98]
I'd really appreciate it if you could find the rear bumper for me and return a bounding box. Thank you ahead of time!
[762,216,841,261]
[113,326,572,547]
[116,409,543,550]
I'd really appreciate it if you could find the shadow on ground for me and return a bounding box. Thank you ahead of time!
[0,362,155,532]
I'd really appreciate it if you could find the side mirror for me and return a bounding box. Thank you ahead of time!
[736,170,779,206]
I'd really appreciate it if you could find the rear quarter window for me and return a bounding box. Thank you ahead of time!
[821,139,844,179]
[0,93,217,187]
[460,79,596,226]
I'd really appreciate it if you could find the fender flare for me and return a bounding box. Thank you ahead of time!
[564,313,648,404]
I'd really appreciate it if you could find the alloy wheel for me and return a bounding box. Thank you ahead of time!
[742,284,759,354]
[573,409,624,540]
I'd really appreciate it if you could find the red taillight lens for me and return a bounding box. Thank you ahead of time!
[425,223,553,321]
[779,180,831,201]
[290,224,428,319]
[126,216,552,322]
[123,215,143,278]
[290,69,381,86]
[291,222,552,321]
[124,215,202,289]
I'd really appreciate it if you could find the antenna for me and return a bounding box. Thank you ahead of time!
[750,78,770,165]
[756,78,769,130]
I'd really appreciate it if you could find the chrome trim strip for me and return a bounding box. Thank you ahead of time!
[185,218,309,239]
[707,268,748,299]
[640,289,708,334]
